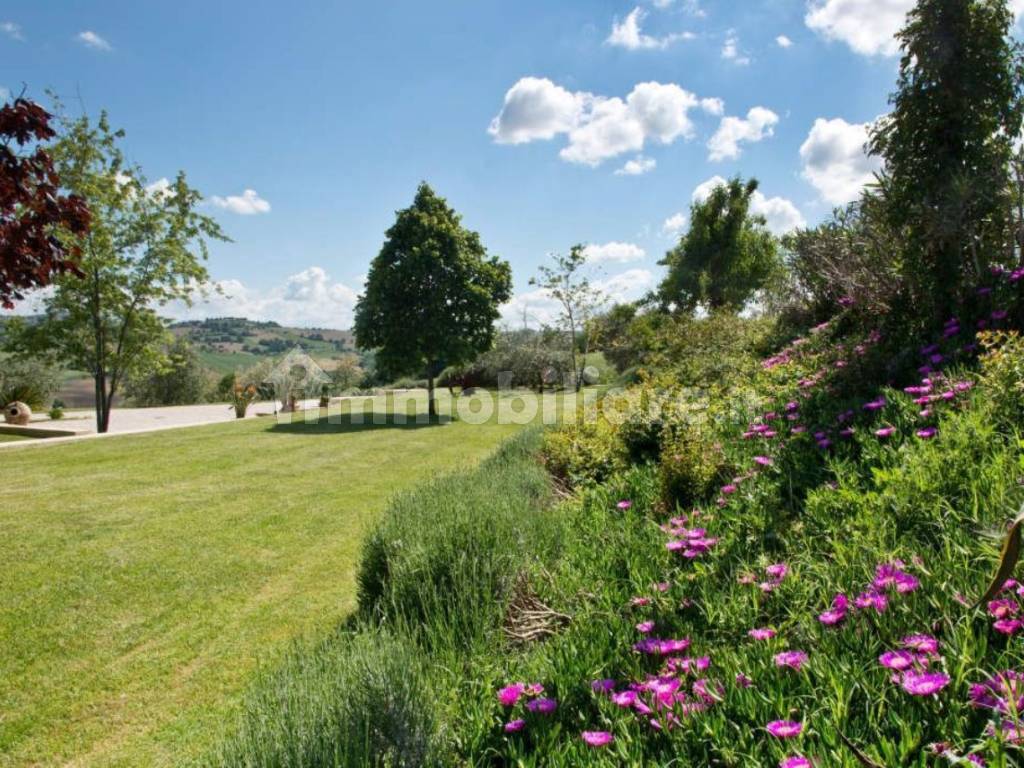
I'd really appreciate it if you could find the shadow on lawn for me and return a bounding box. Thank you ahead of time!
[267,410,453,434]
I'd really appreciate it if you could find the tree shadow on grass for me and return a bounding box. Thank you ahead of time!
[266,409,453,435]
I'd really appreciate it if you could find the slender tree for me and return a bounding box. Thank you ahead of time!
[354,183,511,417]
[0,96,91,308]
[869,0,1024,319]
[530,245,604,391]
[659,177,779,313]
[3,110,227,432]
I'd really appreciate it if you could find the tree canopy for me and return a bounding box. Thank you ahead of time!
[0,97,91,309]
[659,177,779,313]
[869,0,1024,319]
[354,182,512,416]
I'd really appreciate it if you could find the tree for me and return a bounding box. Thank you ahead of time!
[0,356,61,409]
[331,353,365,391]
[0,96,91,308]
[3,110,227,432]
[354,183,512,417]
[868,0,1024,319]
[125,337,211,406]
[659,177,779,313]
[530,245,604,391]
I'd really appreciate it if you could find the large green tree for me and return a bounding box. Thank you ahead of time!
[3,111,227,432]
[659,177,779,313]
[354,183,511,417]
[869,0,1024,319]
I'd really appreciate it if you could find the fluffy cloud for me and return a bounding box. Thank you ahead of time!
[487,77,586,145]
[799,117,882,205]
[77,30,111,51]
[2,22,22,41]
[721,30,750,65]
[707,107,779,162]
[615,155,656,176]
[501,268,656,326]
[583,242,646,264]
[490,78,722,167]
[776,35,793,48]
[662,212,688,238]
[606,7,693,50]
[664,175,806,237]
[210,189,272,215]
[166,267,358,328]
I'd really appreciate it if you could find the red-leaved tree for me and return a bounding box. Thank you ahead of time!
[0,97,91,309]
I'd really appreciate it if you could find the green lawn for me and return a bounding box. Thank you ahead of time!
[0,433,35,443]
[0,392,564,767]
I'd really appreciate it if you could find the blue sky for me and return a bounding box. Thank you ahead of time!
[4,1,1016,328]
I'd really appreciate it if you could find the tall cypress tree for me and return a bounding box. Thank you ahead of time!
[869,0,1024,320]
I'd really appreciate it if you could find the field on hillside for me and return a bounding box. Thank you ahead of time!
[0,392,567,767]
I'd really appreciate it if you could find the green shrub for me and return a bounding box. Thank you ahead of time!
[979,330,1024,431]
[541,419,622,488]
[357,429,556,649]
[659,426,726,508]
[210,629,436,768]
[0,358,60,409]
[48,406,63,420]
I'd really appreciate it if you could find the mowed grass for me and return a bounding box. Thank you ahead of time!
[0,391,574,767]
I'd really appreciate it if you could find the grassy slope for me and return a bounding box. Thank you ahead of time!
[0,394,533,767]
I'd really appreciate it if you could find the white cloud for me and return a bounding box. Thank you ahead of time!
[2,22,23,41]
[615,155,657,176]
[145,177,172,199]
[721,30,750,65]
[167,267,358,328]
[77,30,111,51]
[583,242,646,264]
[487,77,587,145]
[799,117,882,205]
[490,78,716,167]
[707,107,779,162]
[606,7,693,50]
[665,175,805,236]
[776,34,793,48]
[210,189,271,215]
[662,212,688,238]
[700,97,725,116]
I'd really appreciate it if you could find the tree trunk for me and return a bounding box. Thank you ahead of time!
[427,375,437,420]
[94,372,108,434]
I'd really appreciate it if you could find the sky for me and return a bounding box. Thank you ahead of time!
[3,0,1022,329]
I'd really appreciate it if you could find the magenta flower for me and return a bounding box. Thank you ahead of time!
[879,650,916,671]
[766,720,804,738]
[611,690,637,708]
[863,397,887,412]
[504,718,526,733]
[902,634,939,655]
[749,627,776,640]
[636,621,655,634]
[581,730,613,747]
[818,594,849,626]
[993,618,1022,635]
[969,670,1024,714]
[766,563,789,581]
[591,679,616,693]
[721,484,738,495]
[780,757,812,768]
[498,683,526,707]
[735,672,754,688]
[901,671,950,696]
[754,455,774,467]
[775,651,809,671]
[525,697,557,714]
[916,427,937,439]
[855,591,888,613]
[617,500,633,511]
[875,426,896,438]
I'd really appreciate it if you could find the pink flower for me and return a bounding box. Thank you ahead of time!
[901,671,950,696]
[498,683,526,707]
[504,718,526,733]
[775,651,809,671]
[818,594,849,626]
[902,635,939,655]
[780,758,812,768]
[875,426,896,438]
[617,500,633,511]
[611,690,637,708]
[749,627,776,640]
[721,484,738,495]
[879,650,916,671]
[525,697,557,714]
[754,455,774,467]
[591,679,616,693]
[767,720,804,738]
[916,427,937,439]
[581,731,613,747]
[993,618,1023,635]
[855,591,888,613]
[636,621,655,634]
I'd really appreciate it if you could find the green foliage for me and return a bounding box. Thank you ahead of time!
[660,177,780,313]
[979,330,1024,429]
[869,0,1024,319]
[125,338,212,406]
[212,629,436,768]
[658,426,727,508]
[331,353,365,392]
[2,107,227,432]
[48,406,64,420]
[591,303,660,374]
[541,418,623,488]
[0,357,60,409]
[354,183,512,414]
[356,430,556,650]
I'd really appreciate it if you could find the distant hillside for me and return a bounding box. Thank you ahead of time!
[170,317,356,375]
